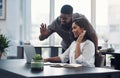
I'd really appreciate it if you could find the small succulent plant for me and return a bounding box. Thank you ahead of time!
[32,54,43,61]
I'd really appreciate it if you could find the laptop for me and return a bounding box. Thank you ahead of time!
[24,45,36,64]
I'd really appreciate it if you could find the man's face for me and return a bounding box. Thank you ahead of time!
[60,13,72,25]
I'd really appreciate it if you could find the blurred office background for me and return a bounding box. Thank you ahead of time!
[0,0,120,58]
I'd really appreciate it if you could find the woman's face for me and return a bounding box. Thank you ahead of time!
[72,22,84,38]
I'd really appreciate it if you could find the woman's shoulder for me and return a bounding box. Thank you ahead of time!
[69,41,76,47]
[71,41,76,45]
[84,40,94,45]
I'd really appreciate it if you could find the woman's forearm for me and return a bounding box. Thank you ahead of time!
[74,42,81,59]
[44,56,61,63]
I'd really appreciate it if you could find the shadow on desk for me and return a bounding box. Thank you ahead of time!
[7,56,17,59]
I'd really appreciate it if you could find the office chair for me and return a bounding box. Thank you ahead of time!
[95,53,105,67]
[95,46,105,67]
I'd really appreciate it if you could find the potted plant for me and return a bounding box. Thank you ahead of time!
[31,54,44,71]
[0,34,10,59]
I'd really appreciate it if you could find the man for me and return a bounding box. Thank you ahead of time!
[39,5,98,52]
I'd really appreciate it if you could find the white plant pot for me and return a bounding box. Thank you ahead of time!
[0,52,7,59]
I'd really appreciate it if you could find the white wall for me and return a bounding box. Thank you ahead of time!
[0,0,21,56]
[0,20,6,34]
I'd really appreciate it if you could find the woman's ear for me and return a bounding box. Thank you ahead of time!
[81,28,85,32]
[81,29,86,33]
[83,30,86,33]
[82,30,86,35]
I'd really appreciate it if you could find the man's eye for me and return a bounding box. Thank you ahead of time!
[60,17,67,20]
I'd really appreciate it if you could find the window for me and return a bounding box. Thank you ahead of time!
[96,0,120,50]
[31,0,120,58]
[31,0,50,58]
[31,0,50,46]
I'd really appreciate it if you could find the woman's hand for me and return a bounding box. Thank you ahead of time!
[43,57,61,63]
[75,30,86,59]
[76,30,86,43]
[44,58,48,62]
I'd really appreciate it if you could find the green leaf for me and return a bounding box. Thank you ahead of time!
[0,34,10,53]
[32,54,43,60]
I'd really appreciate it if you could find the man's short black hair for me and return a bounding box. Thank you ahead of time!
[61,5,73,14]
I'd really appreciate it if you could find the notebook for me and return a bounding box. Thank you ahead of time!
[24,45,36,64]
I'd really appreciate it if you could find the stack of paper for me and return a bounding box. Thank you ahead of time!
[50,63,82,68]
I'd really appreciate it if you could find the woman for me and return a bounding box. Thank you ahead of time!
[44,18,95,67]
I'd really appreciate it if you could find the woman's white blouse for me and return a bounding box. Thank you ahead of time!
[59,40,95,67]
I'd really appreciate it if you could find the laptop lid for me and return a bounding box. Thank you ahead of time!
[24,45,36,63]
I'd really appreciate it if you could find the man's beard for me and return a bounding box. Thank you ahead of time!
[61,22,72,30]
[61,24,70,31]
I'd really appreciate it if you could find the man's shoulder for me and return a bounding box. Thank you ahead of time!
[72,13,86,20]
[53,16,61,24]
[48,16,63,32]
[48,17,60,28]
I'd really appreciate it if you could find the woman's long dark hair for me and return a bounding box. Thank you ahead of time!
[73,18,99,67]
[72,18,92,42]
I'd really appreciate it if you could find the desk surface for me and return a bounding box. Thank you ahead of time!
[0,59,120,78]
